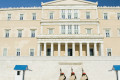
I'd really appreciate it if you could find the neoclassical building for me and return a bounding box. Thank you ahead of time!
[0,0,120,80]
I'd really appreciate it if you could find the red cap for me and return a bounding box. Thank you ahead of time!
[82,73,86,75]
[61,73,64,75]
[72,72,75,75]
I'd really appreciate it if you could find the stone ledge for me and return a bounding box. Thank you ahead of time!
[0,56,120,61]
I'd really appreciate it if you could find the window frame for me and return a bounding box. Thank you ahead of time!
[105,29,110,37]
[8,14,11,20]
[103,13,108,20]
[5,29,10,38]
[86,28,92,34]
[106,48,112,56]
[29,48,34,56]
[16,48,20,56]
[48,28,54,34]
[20,14,24,20]
[86,12,90,19]
[74,25,79,34]
[61,25,65,34]
[49,12,54,19]
[31,29,36,38]
[61,10,65,19]
[18,30,22,38]
[3,48,7,56]
[32,13,36,20]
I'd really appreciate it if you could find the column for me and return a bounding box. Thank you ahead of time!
[65,43,68,56]
[37,43,41,56]
[58,43,61,56]
[44,43,46,56]
[79,43,82,56]
[72,43,75,56]
[94,43,97,56]
[100,43,104,56]
[51,43,54,56]
[87,43,90,56]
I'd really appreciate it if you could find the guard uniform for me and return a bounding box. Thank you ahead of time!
[69,72,77,80]
[80,73,88,80]
[59,73,66,80]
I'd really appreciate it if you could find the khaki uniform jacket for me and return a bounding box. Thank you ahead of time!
[69,75,76,80]
[80,75,87,80]
[59,75,65,80]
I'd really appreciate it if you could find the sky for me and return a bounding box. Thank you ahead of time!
[0,0,120,8]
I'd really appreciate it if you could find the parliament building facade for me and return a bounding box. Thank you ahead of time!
[0,0,120,80]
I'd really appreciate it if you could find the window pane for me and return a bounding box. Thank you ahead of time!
[61,25,65,34]
[86,12,90,19]
[74,25,78,34]
[32,13,36,20]
[104,13,108,20]
[105,30,110,37]
[3,48,7,56]
[20,14,24,20]
[16,48,20,56]
[30,49,34,56]
[18,30,22,38]
[31,30,35,38]
[5,30,9,38]
[117,13,120,20]
[61,10,65,19]
[107,49,111,56]
[49,29,53,34]
[17,71,20,75]
[68,25,72,34]
[50,13,53,19]
[87,29,91,34]
[8,14,11,20]
[74,10,78,19]
[68,10,71,19]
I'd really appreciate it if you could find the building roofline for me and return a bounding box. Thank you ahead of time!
[0,7,42,11]
[98,6,120,9]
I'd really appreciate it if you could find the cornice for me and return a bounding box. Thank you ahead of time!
[0,7,42,11]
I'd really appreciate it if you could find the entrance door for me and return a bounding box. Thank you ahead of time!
[90,48,94,56]
[47,48,51,56]
[68,49,72,56]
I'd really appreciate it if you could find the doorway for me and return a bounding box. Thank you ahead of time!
[90,48,94,56]
[47,48,51,56]
[68,49,72,56]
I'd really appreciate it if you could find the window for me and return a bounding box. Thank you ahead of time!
[31,30,35,38]
[86,12,90,19]
[117,13,120,20]
[118,29,120,36]
[8,14,11,20]
[30,49,34,56]
[104,13,108,20]
[32,13,36,20]
[74,25,78,34]
[68,25,72,34]
[68,10,71,19]
[74,10,78,19]
[86,29,92,34]
[50,12,53,19]
[18,30,22,38]
[49,29,53,34]
[107,48,112,56]
[17,71,20,75]
[61,10,65,19]
[3,48,7,56]
[5,30,9,38]
[20,14,24,20]
[61,25,65,34]
[16,48,20,56]
[105,30,110,37]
